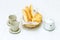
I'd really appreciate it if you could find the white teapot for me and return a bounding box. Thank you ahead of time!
[43,18,55,31]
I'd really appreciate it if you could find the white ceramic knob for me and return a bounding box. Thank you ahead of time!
[43,18,55,31]
[7,15,20,34]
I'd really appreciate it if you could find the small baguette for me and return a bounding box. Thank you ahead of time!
[22,9,29,22]
[25,7,32,21]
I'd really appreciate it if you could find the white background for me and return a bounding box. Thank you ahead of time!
[0,0,60,40]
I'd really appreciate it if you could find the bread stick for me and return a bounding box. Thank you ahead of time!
[22,9,29,22]
[25,7,32,21]
[29,5,33,18]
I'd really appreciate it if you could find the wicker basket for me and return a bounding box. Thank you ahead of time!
[21,18,42,28]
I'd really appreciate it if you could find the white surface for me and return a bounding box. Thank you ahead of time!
[0,0,60,40]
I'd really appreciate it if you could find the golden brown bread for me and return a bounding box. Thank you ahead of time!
[22,9,29,22]
[22,5,42,23]
[25,6,32,21]
[32,12,42,23]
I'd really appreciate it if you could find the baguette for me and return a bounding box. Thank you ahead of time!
[22,9,29,22]
[25,7,32,21]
